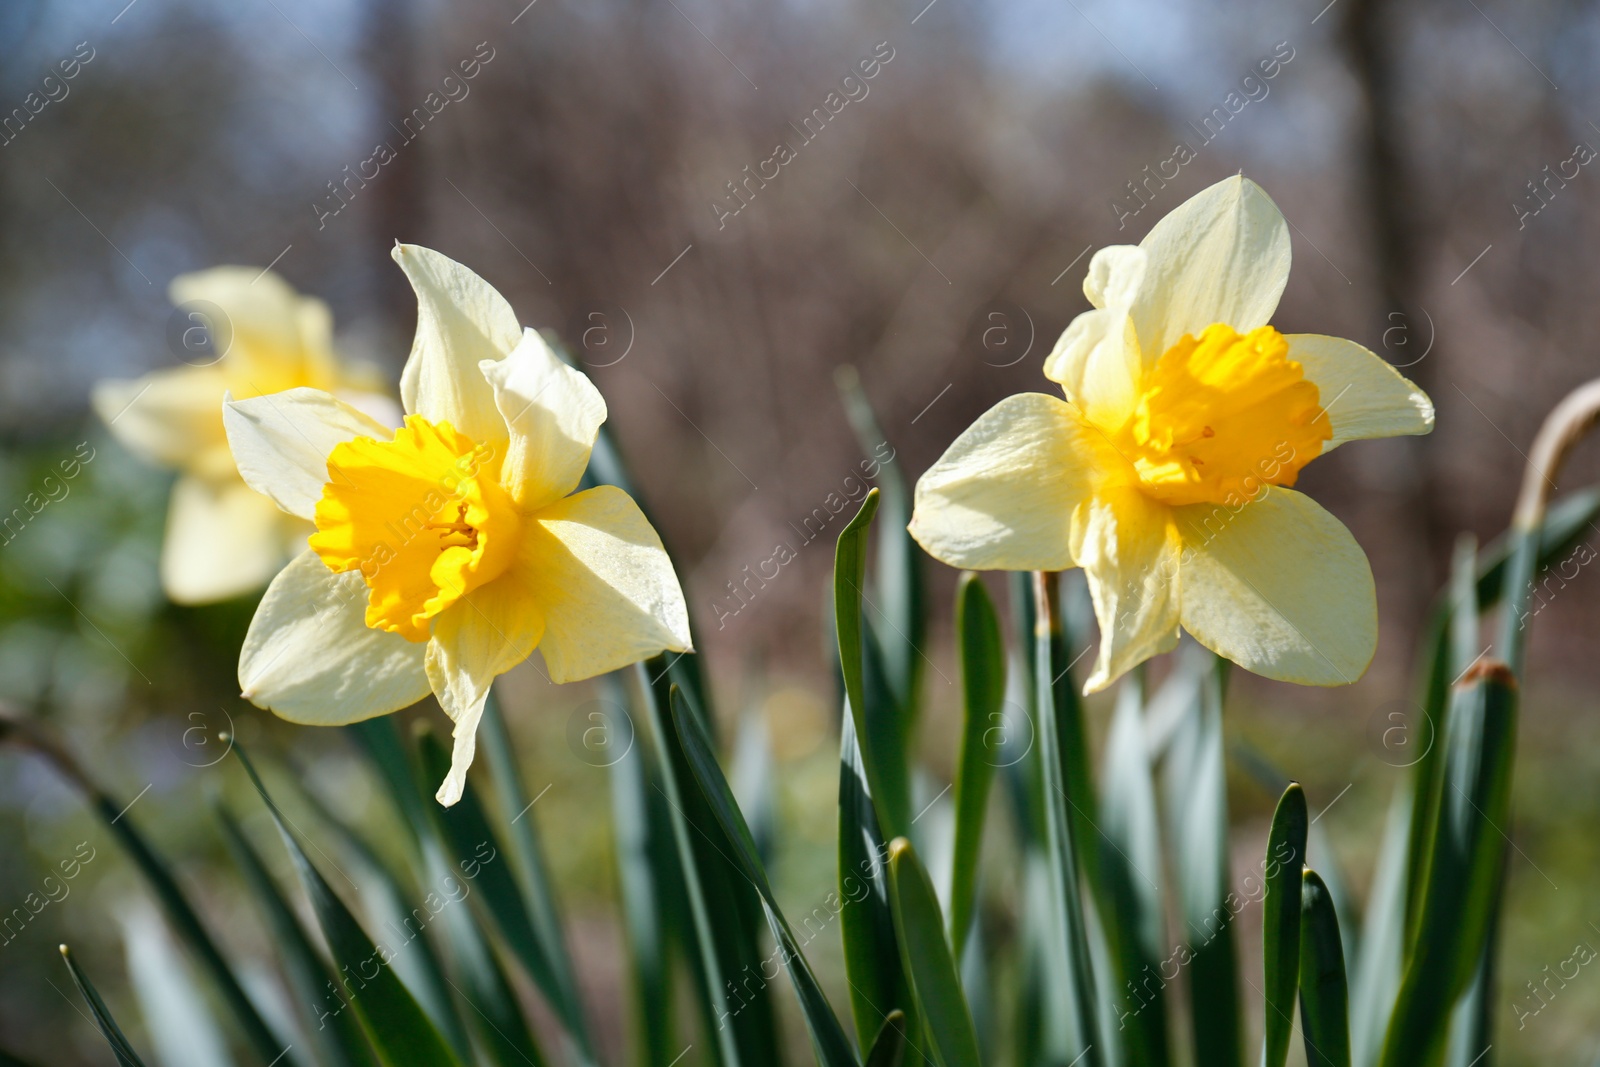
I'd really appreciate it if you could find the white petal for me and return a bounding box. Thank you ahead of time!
[239,550,431,724]
[393,244,522,442]
[1076,488,1182,693]
[161,476,298,604]
[1286,334,1434,452]
[1132,176,1291,362]
[480,329,607,511]
[223,387,393,520]
[909,393,1130,572]
[526,485,691,684]
[170,267,337,391]
[1082,244,1147,309]
[92,368,234,479]
[1175,487,1376,686]
[1043,308,1142,431]
[425,573,545,806]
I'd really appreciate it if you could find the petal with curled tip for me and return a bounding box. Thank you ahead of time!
[480,328,607,511]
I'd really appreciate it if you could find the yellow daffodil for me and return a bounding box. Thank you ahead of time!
[910,177,1434,692]
[222,245,692,804]
[92,268,393,604]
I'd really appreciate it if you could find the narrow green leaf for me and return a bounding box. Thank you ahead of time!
[835,489,912,839]
[1093,672,1170,1066]
[601,673,677,1067]
[0,718,290,1065]
[949,572,1004,963]
[1161,648,1242,1066]
[318,729,475,1058]
[59,944,150,1067]
[1031,572,1101,1067]
[730,705,779,869]
[669,686,859,1067]
[1262,784,1308,1067]
[886,838,981,1067]
[413,729,549,1067]
[836,365,925,721]
[1300,870,1351,1067]
[863,1011,907,1067]
[415,724,579,1054]
[216,805,378,1067]
[478,695,597,1064]
[839,708,917,1051]
[637,661,781,1067]
[1349,786,1413,1067]
[234,745,465,1067]
[1379,668,1517,1067]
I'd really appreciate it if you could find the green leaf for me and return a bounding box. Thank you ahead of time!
[1,726,291,1065]
[863,1011,907,1067]
[1160,648,1242,1066]
[415,722,580,1058]
[412,728,549,1067]
[1262,783,1308,1067]
[234,745,465,1067]
[1092,672,1170,1067]
[1031,572,1101,1066]
[1379,666,1517,1067]
[836,365,925,721]
[478,695,597,1064]
[59,944,151,1067]
[600,673,677,1067]
[887,838,982,1067]
[1299,870,1351,1067]
[835,489,912,840]
[669,686,860,1067]
[839,707,916,1051]
[216,805,378,1067]
[637,661,781,1067]
[949,572,1004,964]
[1349,786,1413,1067]
[321,728,475,1058]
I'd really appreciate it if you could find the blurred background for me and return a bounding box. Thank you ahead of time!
[2,0,1599,1062]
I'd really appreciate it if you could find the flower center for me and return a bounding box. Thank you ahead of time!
[309,415,521,642]
[1121,323,1331,507]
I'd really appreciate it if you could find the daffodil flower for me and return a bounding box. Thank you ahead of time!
[222,245,692,804]
[910,177,1434,692]
[92,268,393,604]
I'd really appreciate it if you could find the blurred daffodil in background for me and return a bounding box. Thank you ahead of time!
[910,176,1435,692]
[223,245,691,805]
[92,268,394,604]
